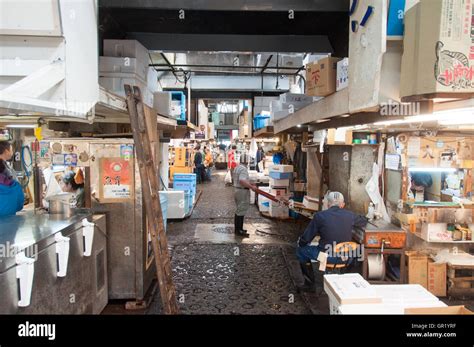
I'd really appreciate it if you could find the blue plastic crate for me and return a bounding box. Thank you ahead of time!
[253,114,270,130]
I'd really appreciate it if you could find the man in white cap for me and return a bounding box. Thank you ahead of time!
[296,191,367,292]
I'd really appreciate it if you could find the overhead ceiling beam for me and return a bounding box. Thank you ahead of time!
[127,33,333,53]
[99,0,349,12]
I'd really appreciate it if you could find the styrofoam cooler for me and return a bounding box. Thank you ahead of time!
[269,165,294,173]
[269,178,290,187]
[99,56,147,80]
[99,74,153,107]
[269,204,289,218]
[103,39,150,66]
[159,193,168,231]
[160,190,186,219]
[146,67,159,92]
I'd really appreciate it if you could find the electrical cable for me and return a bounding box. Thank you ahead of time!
[20,145,32,188]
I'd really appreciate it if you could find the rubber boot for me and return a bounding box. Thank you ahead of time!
[297,262,316,293]
[236,215,249,238]
[240,215,248,233]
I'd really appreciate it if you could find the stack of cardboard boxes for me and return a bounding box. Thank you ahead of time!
[268,165,293,218]
[305,56,348,97]
[99,39,159,107]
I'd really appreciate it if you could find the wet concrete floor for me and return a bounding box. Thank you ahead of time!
[145,170,328,314]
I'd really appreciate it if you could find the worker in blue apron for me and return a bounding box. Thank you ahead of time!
[233,153,257,238]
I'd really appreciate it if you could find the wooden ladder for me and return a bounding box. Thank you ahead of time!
[124,85,179,314]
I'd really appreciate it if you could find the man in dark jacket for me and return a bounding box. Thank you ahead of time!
[296,192,367,292]
[194,144,204,183]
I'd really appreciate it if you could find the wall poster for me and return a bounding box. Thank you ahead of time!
[98,157,134,202]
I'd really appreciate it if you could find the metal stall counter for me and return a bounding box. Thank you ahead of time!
[0,211,107,314]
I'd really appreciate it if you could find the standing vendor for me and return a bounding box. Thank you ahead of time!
[61,170,85,208]
[0,151,24,217]
[233,153,257,238]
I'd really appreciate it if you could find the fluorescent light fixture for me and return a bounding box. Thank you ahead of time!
[408,167,457,173]
[316,119,330,123]
[6,124,37,129]
[373,119,410,126]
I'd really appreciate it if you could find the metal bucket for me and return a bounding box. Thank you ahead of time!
[48,198,73,217]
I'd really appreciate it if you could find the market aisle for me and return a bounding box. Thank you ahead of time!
[146,170,323,314]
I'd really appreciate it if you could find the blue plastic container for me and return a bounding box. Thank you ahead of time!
[170,91,186,121]
[253,114,270,130]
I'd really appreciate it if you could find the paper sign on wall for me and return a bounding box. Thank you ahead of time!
[99,157,134,202]
[407,137,421,157]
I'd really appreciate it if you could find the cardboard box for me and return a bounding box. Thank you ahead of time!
[269,165,294,173]
[407,251,429,289]
[336,58,349,91]
[269,178,290,187]
[400,0,474,98]
[405,305,473,315]
[270,188,288,197]
[327,128,353,145]
[305,57,341,97]
[303,196,319,210]
[427,261,447,297]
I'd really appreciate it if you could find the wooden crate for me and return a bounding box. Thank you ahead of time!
[447,264,474,299]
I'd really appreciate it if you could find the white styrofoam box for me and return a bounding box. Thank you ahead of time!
[153,91,172,116]
[303,54,328,66]
[279,92,314,104]
[159,190,186,219]
[420,223,451,242]
[279,54,304,68]
[269,165,294,173]
[337,284,447,315]
[99,56,147,80]
[373,284,442,306]
[269,178,290,187]
[269,204,289,218]
[259,197,270,212]
[258,186,270,212]
[99,74,153,107]
[303,196,319,210]
[269,100,282,112]
[147,67,159,92]
[254,96,279,108]
[336,58,349,91]
[323,274,382,306]
[338,301,447,315]
[103,39,150,65]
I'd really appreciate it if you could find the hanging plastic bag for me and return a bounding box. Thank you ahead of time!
[225,170,232,185]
